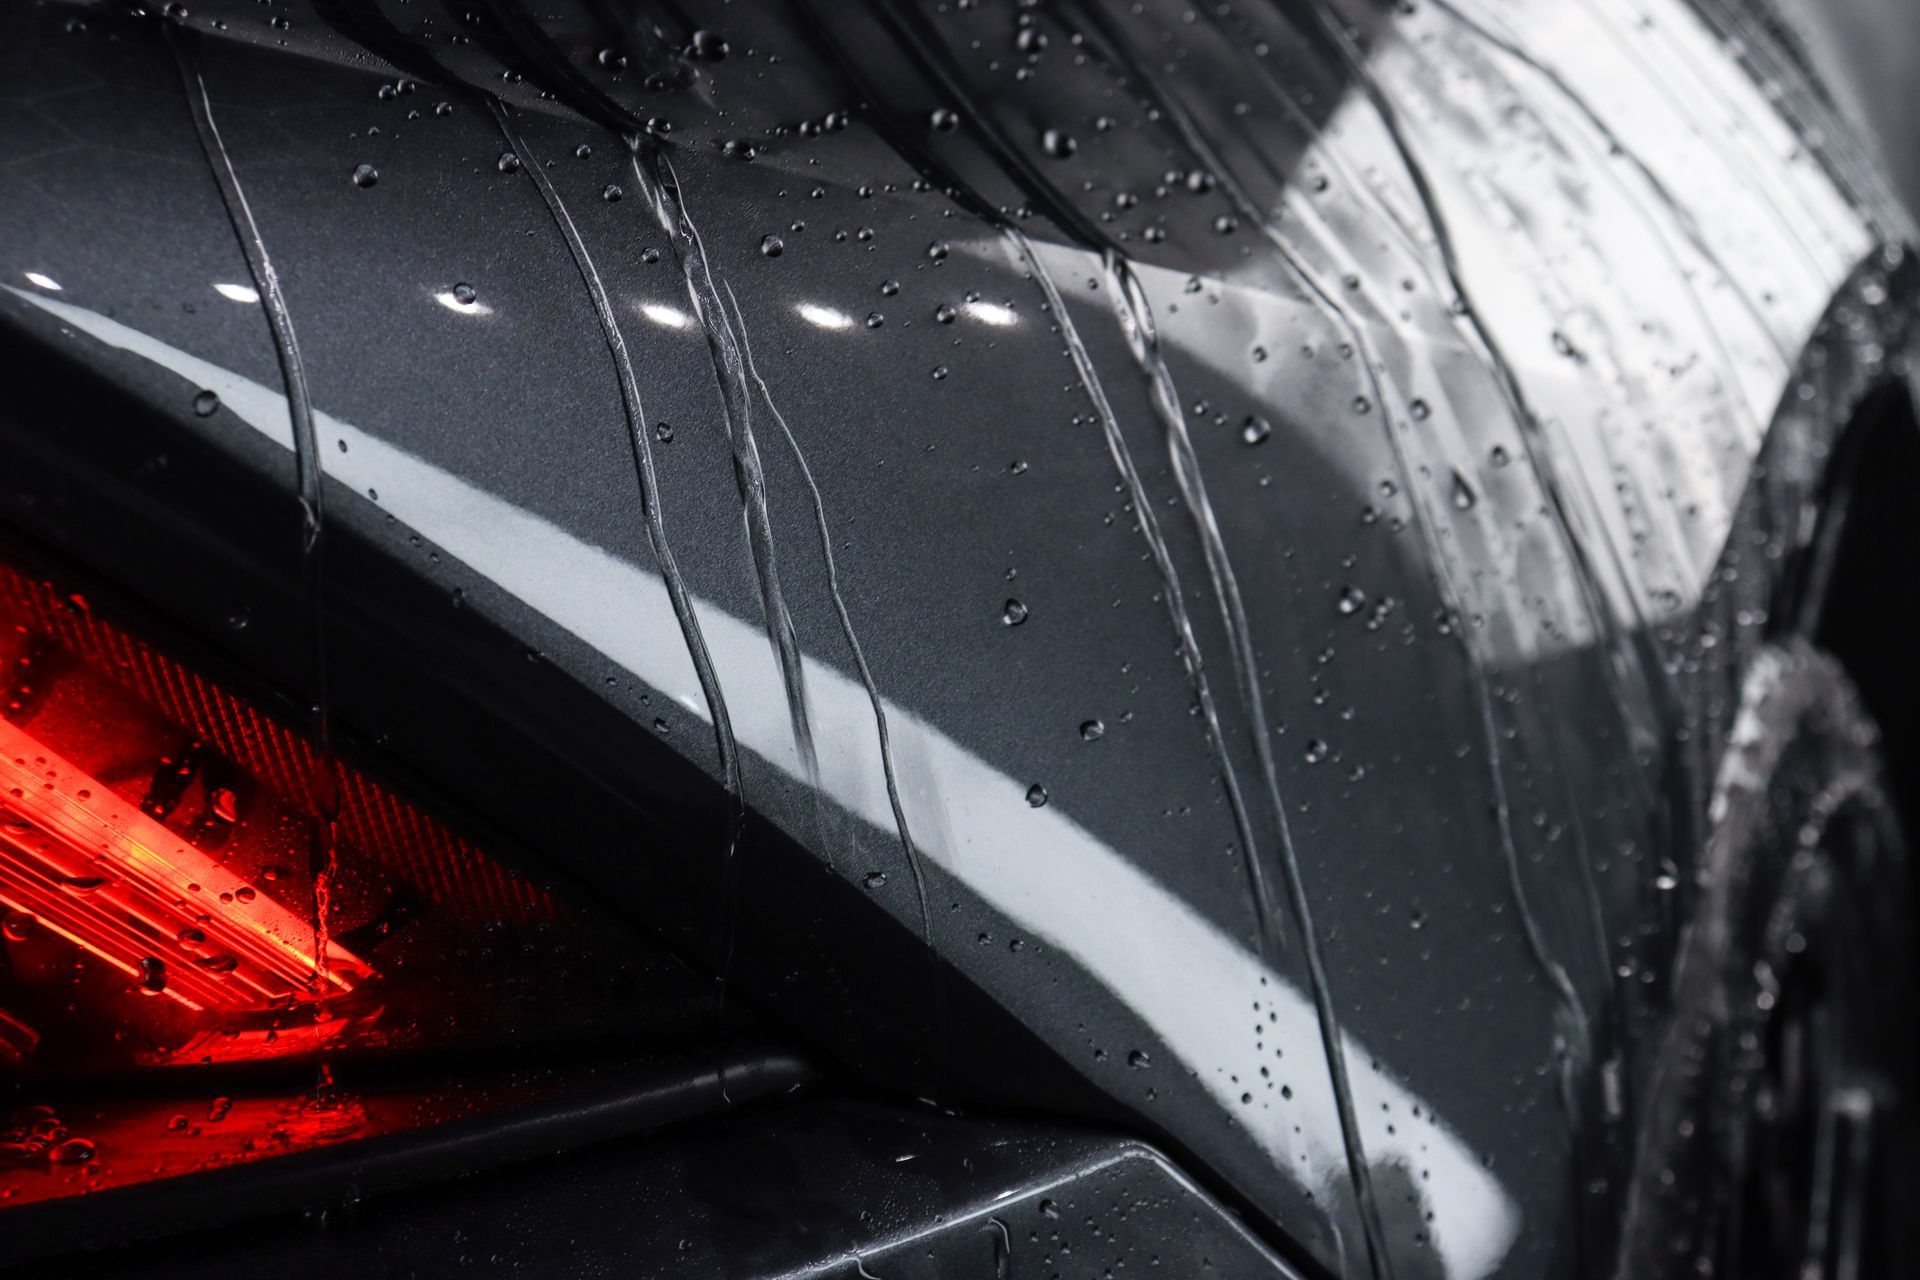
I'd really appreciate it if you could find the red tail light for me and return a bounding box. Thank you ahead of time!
[1,716,372,1019]
[0,554,693,1206]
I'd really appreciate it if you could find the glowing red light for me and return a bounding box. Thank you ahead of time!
[0,718,372,1014]
[0,551,633,1209]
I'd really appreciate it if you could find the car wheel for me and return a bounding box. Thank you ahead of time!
[1617,640,1915,1279]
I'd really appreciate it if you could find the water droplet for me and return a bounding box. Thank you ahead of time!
[931,365,949,381]
[207,1096,232,1122]
[1079,719,1105,742]
[688,29,728,61]
[1303,739,1330,764]
[495,151,520,174]
[2,911,36,942]
[351,163,379,188]
[927,241,950,261]
[1001,598,1028,626]
[601,183,624,203]
[193,389,221,417]
[1241,415,1271,446]
[934,302,957,324]
[1409,398,1431,421]
[930,107,960,131]
[880,279,901,296]
[865,311,885,329]
[1489,444,1510,468]
[450,281,477,306]
[48,1137,94,1165]
[1450,469,1477,510]
[1336,585,1366,616]
[655,421,675,443]
[759,234,784,258]
[1017,26,1048,53]
[1025,783,1049,808]
[1039,1198,1060,1220]
[1212,213,1238,235]
[1041,128,1076,159]
[1127,1049,1150,1069]
[863,871,888,889]
[139,956,167,994]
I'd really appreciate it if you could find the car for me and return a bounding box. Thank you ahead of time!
[1,0,1915,1276]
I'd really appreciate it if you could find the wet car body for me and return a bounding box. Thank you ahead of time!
[0,0,1915,1276]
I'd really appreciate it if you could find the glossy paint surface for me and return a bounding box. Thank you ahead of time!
[0,1,1913,1275]
[93,1101,1302,1279]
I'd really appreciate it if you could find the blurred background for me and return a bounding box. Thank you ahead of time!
[1771,0,1920,225]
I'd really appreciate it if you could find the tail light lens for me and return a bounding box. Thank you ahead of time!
[0,553,710,1205]
[1,717,373,1029]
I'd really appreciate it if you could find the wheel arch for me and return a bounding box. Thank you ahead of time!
[1797,373,1920,834]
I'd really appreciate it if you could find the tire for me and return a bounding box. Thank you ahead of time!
[1615,641,1915,1278]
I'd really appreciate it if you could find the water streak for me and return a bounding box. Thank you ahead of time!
[1012,229,1275,952]
[1571,0,1835,285]
[629,145,822,814]
[793,0,1286,1067]
[167,23,340,991]
[1305,0,1676,1030]
[487,100,744,967]
[1426,0,1791,375]
[1095,2,1600,1062]
[722,280,944,1072]
[1097,243,1390,1279]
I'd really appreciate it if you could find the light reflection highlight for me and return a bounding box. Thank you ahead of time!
[433,290,492,316]
[967,300,1017,327]
[795,302,855,331]
[638,302,692,330]
[213,282,260,304]
[23,272,61,292]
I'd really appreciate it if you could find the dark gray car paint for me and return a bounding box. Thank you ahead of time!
[0,1,1914,1275]
[94,1101,1307,1280]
